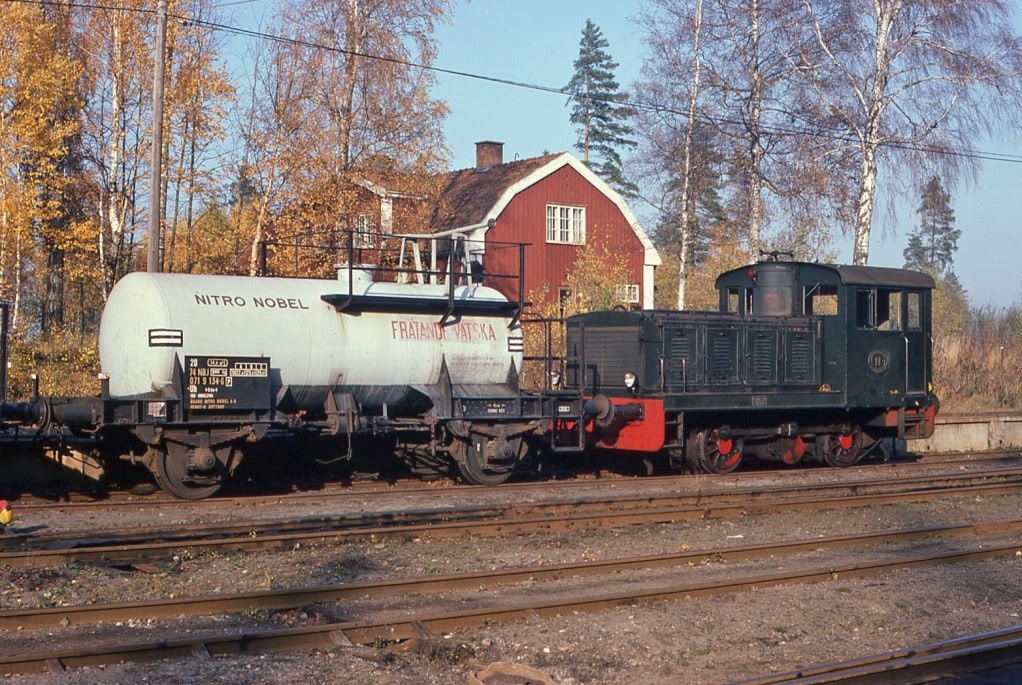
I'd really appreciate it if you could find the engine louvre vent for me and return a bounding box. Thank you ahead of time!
[708,329,738,384]
[785,331,816,384]
[749,331,778,383]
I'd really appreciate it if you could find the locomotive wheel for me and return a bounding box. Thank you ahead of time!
[694,428,744,475]
[152,442,225,500]
[452,435,516,486]
[820,427,864,468]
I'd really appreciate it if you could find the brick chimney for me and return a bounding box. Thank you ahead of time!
[475,141,504,168]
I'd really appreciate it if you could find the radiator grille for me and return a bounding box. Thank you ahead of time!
[750,332,777,382]
[571,326,640,390]
[787,332,813,382]
[668,331,695,383]
[709,331,737,383]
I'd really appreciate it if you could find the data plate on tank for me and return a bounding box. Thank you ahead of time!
[185,356,271,413]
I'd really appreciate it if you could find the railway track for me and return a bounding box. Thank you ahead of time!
[7,448,1021,510]
[2,518,1019,631]
[2,469,1021,568]
[8,452,1022,519]
[0,522,1018,675]
[728,626,1022,685]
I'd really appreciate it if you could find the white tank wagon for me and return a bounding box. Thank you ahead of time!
[0,252,585,498]
[100,271,523,414]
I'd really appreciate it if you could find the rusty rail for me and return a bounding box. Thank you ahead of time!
[3,477,1022,568]
[0,541,1019,675]
[1,519,1019,631]
[727,626,1022,684]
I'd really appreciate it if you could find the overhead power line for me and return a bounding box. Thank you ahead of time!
[5,0,1022,166]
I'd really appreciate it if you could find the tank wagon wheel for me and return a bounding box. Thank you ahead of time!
[152,441,227,500]
[451,435,517,486]
[820,426,864,468]
[693,427,744,475]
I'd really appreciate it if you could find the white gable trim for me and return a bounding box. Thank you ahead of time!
[474,152,660,308]
[478,153,661,266]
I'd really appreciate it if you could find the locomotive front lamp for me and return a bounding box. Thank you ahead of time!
[624,372,637,389]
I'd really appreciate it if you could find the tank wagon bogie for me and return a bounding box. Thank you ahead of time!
[559,259,939,474]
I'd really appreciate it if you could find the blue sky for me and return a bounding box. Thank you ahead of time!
[225,0,1022,307]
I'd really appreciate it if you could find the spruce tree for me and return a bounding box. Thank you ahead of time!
[903,175,960,278]
[564,19,637,195]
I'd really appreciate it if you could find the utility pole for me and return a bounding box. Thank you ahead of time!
[147,0,168,273]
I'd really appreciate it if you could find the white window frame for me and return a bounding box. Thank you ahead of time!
[616,283,640,304]
[545,204,586,245]
[353,212,378,248]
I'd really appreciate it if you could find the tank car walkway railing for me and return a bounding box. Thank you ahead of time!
[256,229,529,330]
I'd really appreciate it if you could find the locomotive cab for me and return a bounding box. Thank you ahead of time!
[715,261,936,409]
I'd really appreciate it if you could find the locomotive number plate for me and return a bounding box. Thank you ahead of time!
[185,356,271,413]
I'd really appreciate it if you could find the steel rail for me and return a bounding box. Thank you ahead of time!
[1,519,1019,631]
[0,542,1019,675]
[9,450,1019,511]
[727,626,1022,685]
[2,480,1021,569]
[0,504,512,550]
[7,465,1022,552]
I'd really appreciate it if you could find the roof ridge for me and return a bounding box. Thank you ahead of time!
[444,151,565,175]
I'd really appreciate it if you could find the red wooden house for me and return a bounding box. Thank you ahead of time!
[429,142,660,309]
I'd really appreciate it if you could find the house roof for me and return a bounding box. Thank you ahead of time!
[431,153,561,230]
[431,152,661,267]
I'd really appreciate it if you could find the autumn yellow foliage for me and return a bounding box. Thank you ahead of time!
[519,243,635,388]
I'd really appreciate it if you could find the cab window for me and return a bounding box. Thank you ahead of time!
[726,288,740,313]
[907,291,922,330]
[878,291,902,330]
[804,284,838,316]
[856,288,903,330]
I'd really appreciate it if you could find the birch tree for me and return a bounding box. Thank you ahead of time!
[270,0,453,234]
[799,0,1022,265]
[698,0,815,255]
[239,40,314,277]
[80,0,152,296]
[163,0,233,273]
[0,1,87,332]
[635,0,705,309]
